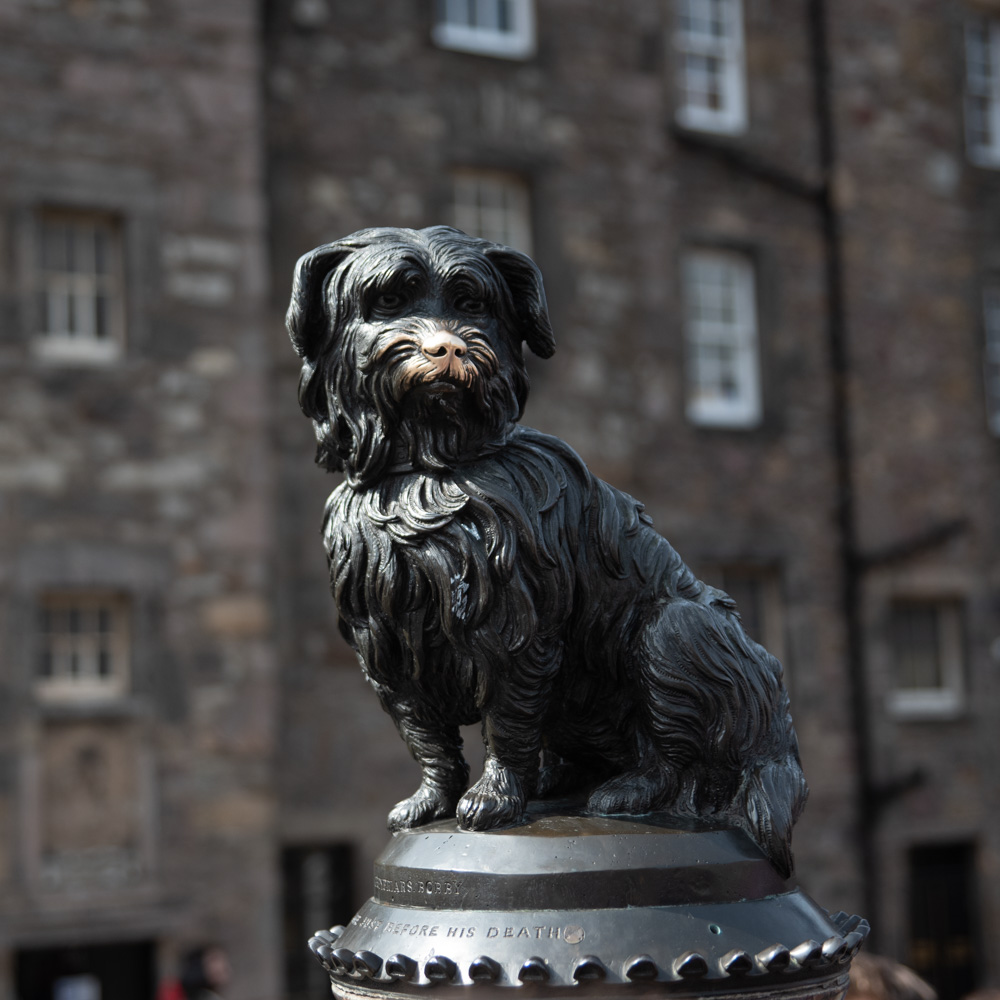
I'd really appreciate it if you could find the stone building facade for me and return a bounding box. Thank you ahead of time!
[0,2,998,999]
[0,2,280,999]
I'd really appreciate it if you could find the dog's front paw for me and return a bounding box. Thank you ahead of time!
[456,759,527,830]
[587,766,674,817]
[388,782,460,831]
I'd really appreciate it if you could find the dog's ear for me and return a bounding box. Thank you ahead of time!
[286,241,359,364]
[287,241,362,472]
[484,244,555,359]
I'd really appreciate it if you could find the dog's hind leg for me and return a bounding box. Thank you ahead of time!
[385,700,470,832]
[586,728,678,816]
[587,603,710,818]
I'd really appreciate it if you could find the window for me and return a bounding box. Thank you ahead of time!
[983,288,1000,434]
[888,600,965,719]
[965,21,1000,166]
[452,170,532,254]
[34,210,125,364]
[433,0,535,59]
[682,249,761,427]
[674,0,747,134]
[36,592,130,702]
[283,845,354,1000]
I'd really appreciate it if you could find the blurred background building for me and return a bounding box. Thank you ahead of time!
[0,1,998,999]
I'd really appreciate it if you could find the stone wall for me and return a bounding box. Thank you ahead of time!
[1,1,998,997]
[0,1,278,998]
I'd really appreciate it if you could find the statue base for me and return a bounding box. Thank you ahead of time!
[310,804,866,997]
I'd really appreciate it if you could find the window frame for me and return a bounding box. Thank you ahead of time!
[32,209,126,365]
[451,168,533,255]
[433,0,536,60]
[982,287,1000,435]
[965,19,1000,167]
[886,598,966,720]
[674,0,748,135]
[681,247,763,429]
[35,591,131,704]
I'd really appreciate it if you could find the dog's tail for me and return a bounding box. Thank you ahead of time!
[729,755,808,879]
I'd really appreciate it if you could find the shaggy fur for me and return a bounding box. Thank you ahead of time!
[288,226,807,876]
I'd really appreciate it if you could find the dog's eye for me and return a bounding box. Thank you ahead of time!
[373,292,406,314]
[455,296,487,315]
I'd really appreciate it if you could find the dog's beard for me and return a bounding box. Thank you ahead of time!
[393,376,520,471]
[361,326,526,473]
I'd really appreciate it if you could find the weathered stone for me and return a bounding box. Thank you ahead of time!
[202,594,271,638]
[0,2,998,999]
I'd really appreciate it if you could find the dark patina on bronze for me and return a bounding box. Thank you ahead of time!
[287,227,867,996]
[307,804,866,996]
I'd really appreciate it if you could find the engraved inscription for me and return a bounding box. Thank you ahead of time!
[382,922,441,937]
[365,921,477,939]
[375,876,464,897]
[353,916,582,943]
[486,925,568,940]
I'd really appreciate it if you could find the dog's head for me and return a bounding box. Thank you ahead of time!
[287,226,554,485]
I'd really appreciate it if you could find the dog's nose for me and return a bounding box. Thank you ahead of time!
[420,331,467,364]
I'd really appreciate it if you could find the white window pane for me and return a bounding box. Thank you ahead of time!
[682,55,726,111]
[46,289,68,336]
[966,21,1000,163]
[443,0,470,27]
[452,170,531,254]
[683,250,761,427]
[434,0,533,58]
[680,0,717,40]
[74,288,95,338]
[475,0,498,30]
[968,99,989,145]
[888,601,966,720]
[967,24,992,88]
[36,593,130,701]
[35,212,123,359]
[676,0,745,133]
[984,287,1000,433]
[680,0,736,43]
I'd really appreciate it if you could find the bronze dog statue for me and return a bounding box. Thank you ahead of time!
[288,226,807,875]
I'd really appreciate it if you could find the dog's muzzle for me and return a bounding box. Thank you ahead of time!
[419,330,468,382]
